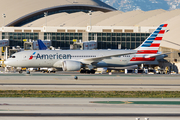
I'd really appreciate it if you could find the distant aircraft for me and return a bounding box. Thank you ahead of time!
[5,24,168,74]
[37,39,48,50]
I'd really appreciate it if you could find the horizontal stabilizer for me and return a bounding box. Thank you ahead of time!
[144,52,172,58]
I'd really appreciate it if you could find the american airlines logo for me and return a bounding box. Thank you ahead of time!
[36,53,72,60]
[29,52,36,60]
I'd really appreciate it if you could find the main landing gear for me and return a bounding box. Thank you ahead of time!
[80,69,96,74]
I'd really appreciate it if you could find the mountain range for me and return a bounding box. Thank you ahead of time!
[101,0,180,12]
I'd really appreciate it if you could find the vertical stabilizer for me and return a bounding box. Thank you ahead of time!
[37,39,48,50]
[135,24,168,54]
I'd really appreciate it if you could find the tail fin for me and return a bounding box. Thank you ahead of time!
[135,24,168,54]
[37,39,48,50]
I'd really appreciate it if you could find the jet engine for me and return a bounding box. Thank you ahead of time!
[62,60,82,71]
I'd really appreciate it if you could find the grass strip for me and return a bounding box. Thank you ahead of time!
[0,90,180,98]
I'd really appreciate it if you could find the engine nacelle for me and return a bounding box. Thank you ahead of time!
[62,60,82,71]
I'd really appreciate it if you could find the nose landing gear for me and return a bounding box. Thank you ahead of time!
[19,70,23,74]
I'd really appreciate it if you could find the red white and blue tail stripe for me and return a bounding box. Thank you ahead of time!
[135,24,168,53]
[130,24,168,62]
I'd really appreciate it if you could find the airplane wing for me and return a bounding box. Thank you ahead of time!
[144,52,172,58]
[80,51,138,64]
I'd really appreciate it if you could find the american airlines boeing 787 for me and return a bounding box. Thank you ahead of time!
[5,24,168,73]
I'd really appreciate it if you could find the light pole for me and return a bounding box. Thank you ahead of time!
[44,12,48,27]
[2,13,6,27]
[88,10,92,27]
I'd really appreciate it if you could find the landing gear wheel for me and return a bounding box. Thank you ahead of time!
[19,70,23,74]
[80,70,86,73]
[86,70,91,74]
[90,70,96,74]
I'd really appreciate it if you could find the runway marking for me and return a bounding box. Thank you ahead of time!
[0,109,24,111]
[2,113,180,117]
[90,101,180,105]
[123,101,133,104]
[1,83,180,86]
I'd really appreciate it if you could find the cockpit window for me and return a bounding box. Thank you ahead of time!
[11,56,16,58]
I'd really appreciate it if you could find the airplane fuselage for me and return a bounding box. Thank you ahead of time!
[6,49,157,68]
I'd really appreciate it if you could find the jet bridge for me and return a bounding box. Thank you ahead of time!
[71,40,97,50]
[0,39,9,47]
[24,40,51,50]
[0,39,9,60]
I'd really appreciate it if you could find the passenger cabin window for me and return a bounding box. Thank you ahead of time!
[11,56,16,58]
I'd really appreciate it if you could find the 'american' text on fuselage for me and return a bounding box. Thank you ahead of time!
[36,53,72,60]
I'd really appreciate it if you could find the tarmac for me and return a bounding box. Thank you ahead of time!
[0,72,180,91]
[0,71,180,120]
[1,98,180,120]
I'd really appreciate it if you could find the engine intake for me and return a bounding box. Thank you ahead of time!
[62,60,82,71]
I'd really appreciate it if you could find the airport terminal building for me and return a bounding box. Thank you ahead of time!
[0,0,180,71]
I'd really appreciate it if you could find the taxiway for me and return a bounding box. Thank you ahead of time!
[0,72,180,91]
[0,98,180,120]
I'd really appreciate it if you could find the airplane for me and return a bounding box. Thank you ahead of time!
[37,39,48,50]
[5,24,168,74]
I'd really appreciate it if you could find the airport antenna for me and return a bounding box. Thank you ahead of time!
[44,12,48,27]
[88,10,92,30]
[2,13,6,27]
